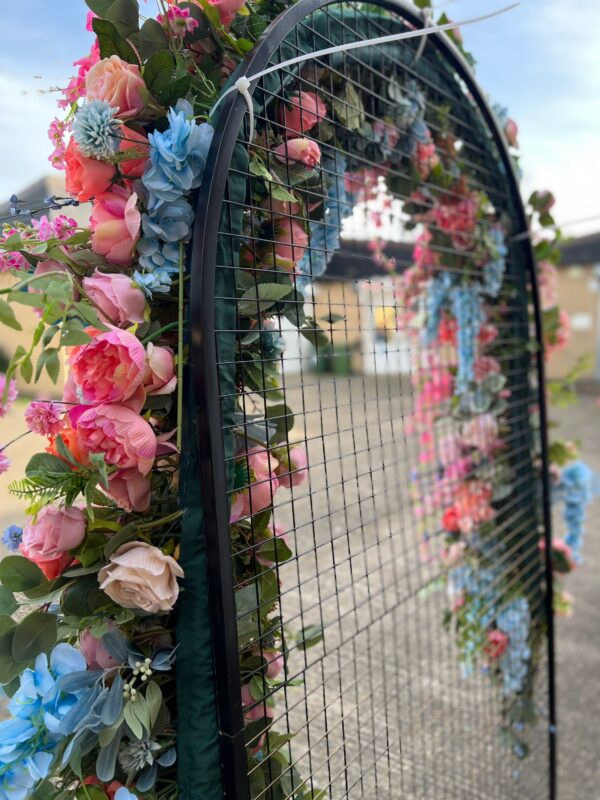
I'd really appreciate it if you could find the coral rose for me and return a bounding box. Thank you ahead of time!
[64,328,146,411]
[69,403,157,475]
[280,92,327,135]
[484,629,509,660]
[119,127,150,178]
[98,541,183,614]
[91,186,140,265]
[20,506,86,580]
[86,55,146,119]
[143,343,177,396]
[274,138,321,169]
[82,270,147,327]
[65,138,115,202]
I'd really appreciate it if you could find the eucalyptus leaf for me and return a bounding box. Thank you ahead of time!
[12,611,58,663]
[93,17,139,63]
[0,556,45,592]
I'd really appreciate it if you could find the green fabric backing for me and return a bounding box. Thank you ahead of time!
[175,8,407,799]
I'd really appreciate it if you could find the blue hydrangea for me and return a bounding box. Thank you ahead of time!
[423,272,455,344]
[297,151,351,289]
[0,643,92,799]
[73,99,120,159]
[2,524,22,552]
[134,267,175,296]
[451,284,483,395]
[142,197,194,243]
[142,100,213,204]
[555,460,597,563]
[482,227,508,297]
[497,598,531,695]
[137,238,181,275]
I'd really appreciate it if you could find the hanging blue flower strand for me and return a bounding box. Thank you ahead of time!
[451,284,483,395]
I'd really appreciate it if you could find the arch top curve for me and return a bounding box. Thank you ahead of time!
[187,2,554,797]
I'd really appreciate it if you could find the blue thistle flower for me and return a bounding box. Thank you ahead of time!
[73,100,120,159]
[2,524,23,552]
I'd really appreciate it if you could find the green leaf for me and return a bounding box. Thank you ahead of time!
[258,536,293,564]
[297,623,323,651]
[104,523,138,557]
[249,158,273,181]
[0,298,22,331]
[26,452,73,479]
[300,322,330,351]
[145,681,163,728]
[20,356,33,383]
[332,83,365,130]
[60,324,93,347]
[0,556,45,592]
[265,404,294,443]
[160,75,192,108]
[12,611,58,663]
[105,0,140,38]
[93,17,139,63]
[0,616,17,658]
[282,289,306,328]
[45,349,61,383]
[124,698,146,739]
[270,184,298,203]
[238,283,294,317]
[0,587,17,616]
[143,50,175,100]
[85,0,114,14]
[139,18,169,59]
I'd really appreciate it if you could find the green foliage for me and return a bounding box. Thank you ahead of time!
[0,556,45,592]
[92,17,139,63]
[12,611,58,663]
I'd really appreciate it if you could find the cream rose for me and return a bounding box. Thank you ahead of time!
[98,541,183,613]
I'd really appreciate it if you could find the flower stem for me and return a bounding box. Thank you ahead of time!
[176,242,184,452]
[142,321,181,344]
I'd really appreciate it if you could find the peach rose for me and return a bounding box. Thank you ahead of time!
[279,92,327,136]
[86,55,146,119]
[91,186,140,266]
[105,469,152,512]
[65,138,115,201]
[274,138,321,169]
[20,506,86,580]
[82,270,147,327]
[98,541,183,613]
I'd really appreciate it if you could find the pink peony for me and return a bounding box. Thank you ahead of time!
[118,128,150,179]
[69,403,157,475]
[65,138,115,202]
[25,401,65,437]
[461,413,499,456]
[20,506,86,580]
[105,469,152,512]
[143,343,177,396]
[275,446,308,488]
[64,328,146,411]
[0,451,10,475]
[90,186,140,265]
[82,270,147,327]
[86,55,146,119]
[206,0,248,28]
[80,625,122,670]
[280,92,327,136]
[484,629,509,660]
[230,447,280,521]
[274,138,321,169]
[0,374,17,418]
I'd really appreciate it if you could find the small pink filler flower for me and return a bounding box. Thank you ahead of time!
[25,401,65,437]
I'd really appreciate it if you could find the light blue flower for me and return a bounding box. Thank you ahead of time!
[1,524,22,552]
[115,787,139,800]
[142,197,194,243]
[555,460,597,563]
[142,100,213,203]
[134,268,174,296]
[497,598,531,695]
[73,100,120,159]
[451,284,483,395]
[0,751,53,800]
[482,227,508,298]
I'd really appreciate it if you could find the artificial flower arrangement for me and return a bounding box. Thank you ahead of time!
[0,1,595,799]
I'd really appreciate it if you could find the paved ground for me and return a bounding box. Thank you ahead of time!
[0,387,597,798]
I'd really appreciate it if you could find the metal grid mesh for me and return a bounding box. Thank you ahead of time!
[204,3,551,797]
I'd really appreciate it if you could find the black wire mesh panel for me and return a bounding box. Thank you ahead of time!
[190,2,554,798]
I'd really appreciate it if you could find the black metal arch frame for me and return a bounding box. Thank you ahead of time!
[189,2,556,797]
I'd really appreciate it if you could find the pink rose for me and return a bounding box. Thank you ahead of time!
[80,625,122,670]
[69,403,157,475]
[20,506,86,580]
[461,413,499,455]
[279,92,327,136]
[119,128,150,179]
[86,55,146,119]
[275,446,307,488]
[64,328,146,411]
[105,469,152,512]
[230,447,280,521]
[91,186,140,265]
[143,343,177,396]
[484,629,509,660]
[98,541,183,613]
[473,356,500,383]
[65,138,115,202]
[206,0,247,28]
[274,138,321,169]
[504,118,518,148]
[273,218,309,265]
[82,270,147,327]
